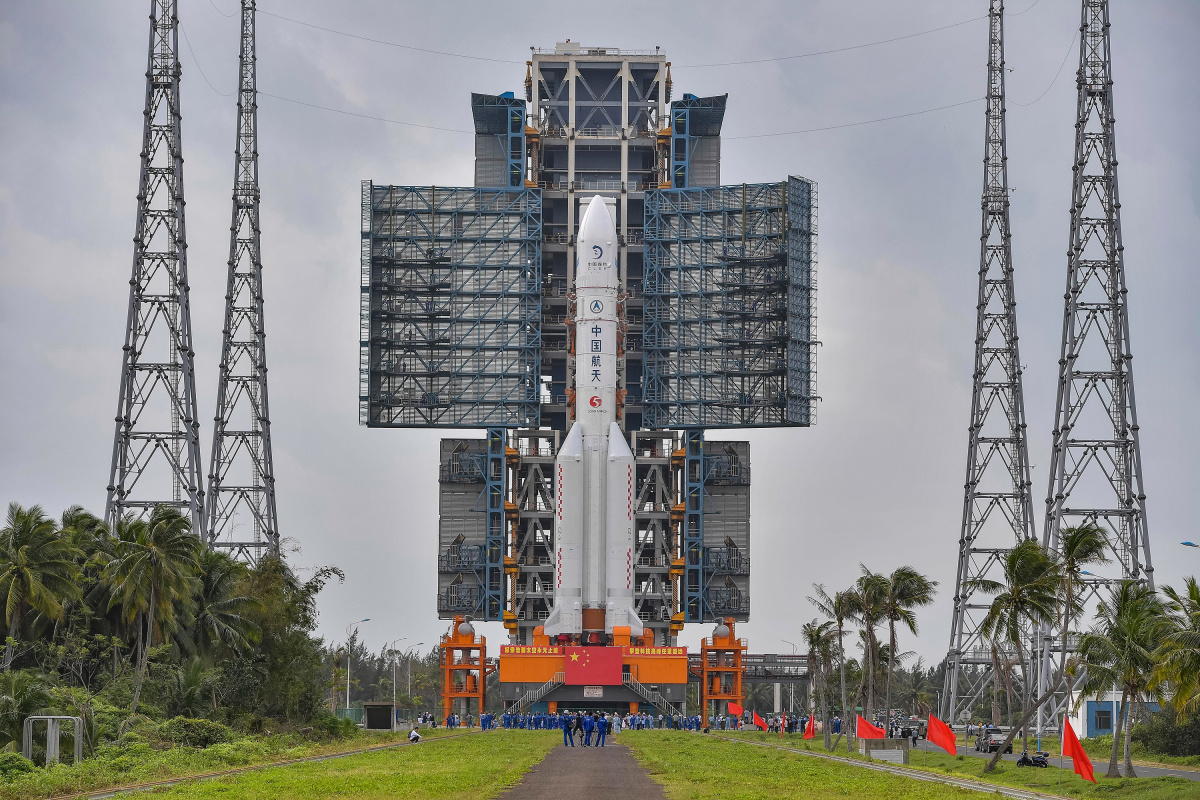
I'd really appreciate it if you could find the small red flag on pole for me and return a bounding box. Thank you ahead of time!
[926,714,957,756]
[804,713,816,739]
[752,711,767,730]
[727,702,744,717]
[856,715,886,739]
[1062,718,1096,783]
[780,713,785,739]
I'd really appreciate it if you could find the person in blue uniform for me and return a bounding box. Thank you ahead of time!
[563,712,575,746]
[596,713,608,747]
[582,712,594,745]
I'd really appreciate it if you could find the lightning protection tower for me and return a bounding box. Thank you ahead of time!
[207,0,280,561]
[106,0,206,536]
[1037,0,1153,732]
[942,0,1036,727]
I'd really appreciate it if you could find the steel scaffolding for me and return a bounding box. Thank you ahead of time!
[207,0,279,562]
[1036,0,1154,733]
[942,0,1036,726]
[106,0,206,536]
[360,184,542,428]
[643,178,817,428]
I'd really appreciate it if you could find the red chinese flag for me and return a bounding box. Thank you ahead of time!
[804,713,816,739]
[564,646,623,685]
[753,711,767,730]
[1062,718,1096,783]
[727,702,744,716]
[856,715,886,739]
[927,714,958,756]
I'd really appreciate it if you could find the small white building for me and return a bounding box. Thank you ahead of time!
[1071,691,1161,739]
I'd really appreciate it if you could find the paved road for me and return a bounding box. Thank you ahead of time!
[497,741,665,799]
[912,739,1200,781]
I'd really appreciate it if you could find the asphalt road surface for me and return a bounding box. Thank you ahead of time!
[497,741,666,799]
[912,739,1200,781]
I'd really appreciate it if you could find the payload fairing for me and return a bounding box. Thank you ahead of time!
[544,196,644,641]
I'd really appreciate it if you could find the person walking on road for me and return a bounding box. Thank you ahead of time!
[597,713,608,747]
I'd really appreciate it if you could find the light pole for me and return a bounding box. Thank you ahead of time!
[407,643,425,699]
[345,618,370,714]
[386,638,407,715]
[783,639,799,714]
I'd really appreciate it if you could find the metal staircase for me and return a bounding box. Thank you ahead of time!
[511,672,564,714]
[623,674,680,716]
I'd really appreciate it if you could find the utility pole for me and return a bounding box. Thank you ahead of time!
[106,0,206,536]
[1037,0,1153,734]
[942,0,1035,728]
[207,0,280,562]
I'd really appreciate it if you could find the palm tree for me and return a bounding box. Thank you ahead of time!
[848,568,888,728]
[1051,525,1111,710]
[966,538,1059,771]
[1076,581,1171,778]
[808,584,856,751]
[0,670,53,751]
[0,503,82,670]
[803,618,835,749]
[880,566,937,733]
[184,549,259,658]
[1155,576,1200,721]
[102,505,201,715]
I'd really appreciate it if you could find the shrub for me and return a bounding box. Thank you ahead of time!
[1132,712,1200,757]
[157,717,235,748]
[0,751,35,778]
[312,711,358,739]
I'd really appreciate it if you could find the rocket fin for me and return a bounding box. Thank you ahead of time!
[604,422,643,636]
[544,423,584,636]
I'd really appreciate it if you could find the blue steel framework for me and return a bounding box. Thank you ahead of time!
[471,92,528,189]
[669,94,727,189]
[642,178,818,429]
[359,184,542,429]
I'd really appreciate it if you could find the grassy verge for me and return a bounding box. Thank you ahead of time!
[140,731,558,799]
[0,727,464,800]
[933,733,1198,772]
[708,732,1198,799]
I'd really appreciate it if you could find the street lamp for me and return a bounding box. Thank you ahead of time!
[783,639,799,714]
[408,643,425,698]
[345,618,370,714]
[386,638,407,714]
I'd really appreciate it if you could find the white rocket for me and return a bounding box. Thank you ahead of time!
[544,196,644,640]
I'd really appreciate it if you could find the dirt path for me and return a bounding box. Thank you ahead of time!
[497,740,666,799]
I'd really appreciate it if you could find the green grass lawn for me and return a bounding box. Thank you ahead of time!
[0,726,467,800]
[695,732,1199,800]
[147,731,558,800]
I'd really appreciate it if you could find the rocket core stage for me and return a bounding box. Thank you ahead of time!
[544,196,643,642]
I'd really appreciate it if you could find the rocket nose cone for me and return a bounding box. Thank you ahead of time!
[579,195,615,245]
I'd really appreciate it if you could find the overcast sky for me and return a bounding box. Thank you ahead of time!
[2,1,1198,668]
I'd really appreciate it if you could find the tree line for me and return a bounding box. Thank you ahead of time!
[795,527,1199,780]
[0,501,343,752]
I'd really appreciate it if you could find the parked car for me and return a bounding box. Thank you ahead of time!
[974,728,1013,753]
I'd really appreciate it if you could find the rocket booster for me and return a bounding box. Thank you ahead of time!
[544,196,643,639]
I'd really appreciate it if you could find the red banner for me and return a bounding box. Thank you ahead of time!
[1062,718,1096,783]
[927,714,957,756]
[752,711,767,730]
[727,702,744,716]
[856,715,885,739]
[804,714,816,739]
[564,646,623,685]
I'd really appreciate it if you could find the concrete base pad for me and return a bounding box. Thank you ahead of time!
[497,740,666,799]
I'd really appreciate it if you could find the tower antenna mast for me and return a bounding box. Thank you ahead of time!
[208,0,280,561]
[942,0,1036,726]
[1036,0,1153,733]
[106,0,206,536]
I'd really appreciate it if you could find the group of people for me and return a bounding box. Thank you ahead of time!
[498,710,712,735]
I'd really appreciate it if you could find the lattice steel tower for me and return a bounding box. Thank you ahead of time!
[106,0,206,536]
[1043,0,1152,585]
[207,0,279,560]
[1036,0,1153,732]
[942,0,1036,725]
